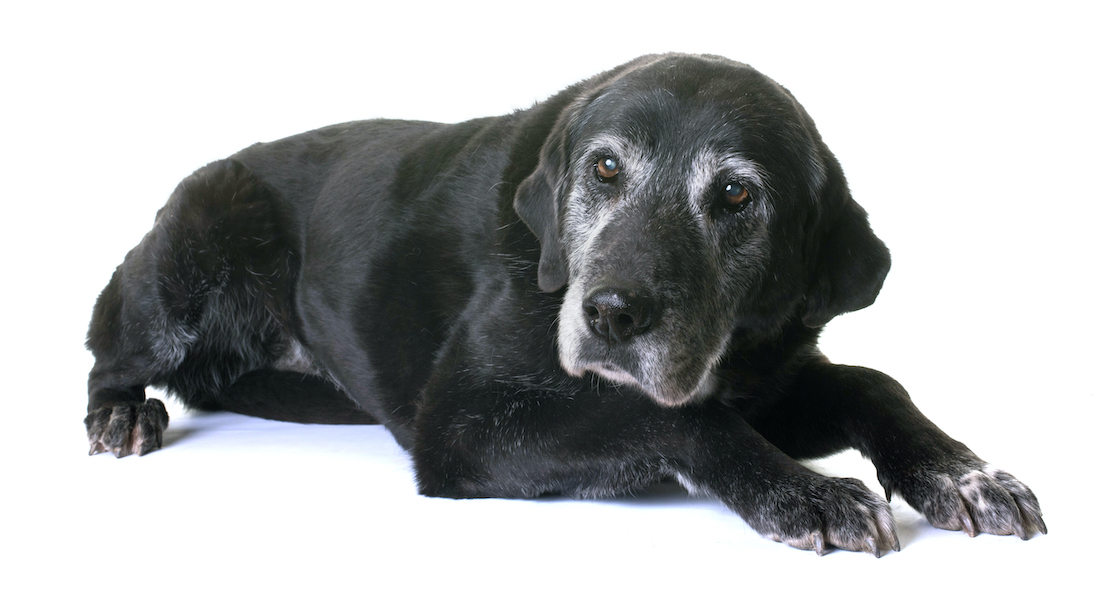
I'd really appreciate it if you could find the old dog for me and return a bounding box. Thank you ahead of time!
[85,54,1045,555]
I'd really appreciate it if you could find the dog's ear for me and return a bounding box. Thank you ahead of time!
[512,56,664,293]
[801,165,891,328]
[514,112,571,293]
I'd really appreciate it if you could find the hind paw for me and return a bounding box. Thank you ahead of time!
[85,399,170,457]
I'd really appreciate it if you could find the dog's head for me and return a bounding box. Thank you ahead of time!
[515,54,889,406]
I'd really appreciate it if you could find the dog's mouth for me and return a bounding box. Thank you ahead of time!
[563,358,718,407]
[559,319,724,407]
[557,273,729,406]
[574,362,639,389]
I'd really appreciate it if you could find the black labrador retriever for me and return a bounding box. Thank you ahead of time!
[85,53,1045,555]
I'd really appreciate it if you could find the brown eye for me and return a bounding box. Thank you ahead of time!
[595,156,620,182]
[724,181,749,206]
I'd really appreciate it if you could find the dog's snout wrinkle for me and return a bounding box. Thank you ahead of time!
[582,287,657,344]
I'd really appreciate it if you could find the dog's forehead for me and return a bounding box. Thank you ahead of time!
[577,89,733,148]
[594,60,792,121]
[567,59,824,194]
[575,63,808,158]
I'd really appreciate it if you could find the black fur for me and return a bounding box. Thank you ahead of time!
[85,54,1044,554]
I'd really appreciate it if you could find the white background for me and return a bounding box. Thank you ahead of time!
[2,1,1095,597]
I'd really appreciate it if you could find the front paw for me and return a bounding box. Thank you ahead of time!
[887,461,1046,539]
[753,476,899,557]
[85,399,170,457]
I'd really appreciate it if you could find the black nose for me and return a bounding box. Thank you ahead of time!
[582,287,657,343]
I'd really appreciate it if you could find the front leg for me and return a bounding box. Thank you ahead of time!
[411,375,898,556]
[748,359,1046,540]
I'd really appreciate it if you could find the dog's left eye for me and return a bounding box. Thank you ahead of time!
[595,157,621,182]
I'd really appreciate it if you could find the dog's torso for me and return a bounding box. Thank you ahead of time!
[224,117,554,442]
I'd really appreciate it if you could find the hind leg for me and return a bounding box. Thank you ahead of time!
[85,159,299,456]
[84,260,175,457]
[210,370,377,425]
[85,391,169,457]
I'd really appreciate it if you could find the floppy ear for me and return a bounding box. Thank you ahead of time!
[801,187,891,329]
[510,56,662,293]
[515,168,568,292]
[514,118,571,293]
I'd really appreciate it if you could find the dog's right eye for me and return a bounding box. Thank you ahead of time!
[594,157,621,183]
[724,182,749,206]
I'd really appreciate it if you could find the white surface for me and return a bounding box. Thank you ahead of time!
[2,1,1094,597]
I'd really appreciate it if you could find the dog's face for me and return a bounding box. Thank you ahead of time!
[516,55,890,406]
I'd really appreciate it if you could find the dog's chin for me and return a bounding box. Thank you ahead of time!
[563,361,716,407]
